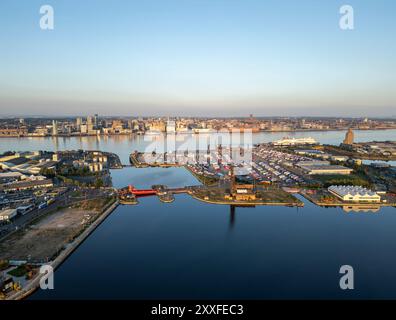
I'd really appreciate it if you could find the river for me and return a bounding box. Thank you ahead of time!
[1,129,395,164]
[1,130,395,299]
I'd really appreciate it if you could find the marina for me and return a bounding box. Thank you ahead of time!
[0,130,395,300]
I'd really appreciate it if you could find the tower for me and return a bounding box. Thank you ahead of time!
[87,116,94,132]
[230,165,236,195]
[52,120,58,136]
[343,128,354,145]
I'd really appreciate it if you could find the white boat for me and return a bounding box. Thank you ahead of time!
[145,130,163,136]
[193,128,216,134]
[273,137,317,146]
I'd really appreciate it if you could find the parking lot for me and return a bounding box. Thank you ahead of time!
[185,145,312,186]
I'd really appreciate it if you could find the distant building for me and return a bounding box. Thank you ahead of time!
[52,120,58,136]
[76,117,82,130]
[87,116,94,132]
[80,124,88,134]
[0,127,28,137]
[343,128,354,145]
[166,121,176,133]
[111,120,124,134]
[328,185,381,203]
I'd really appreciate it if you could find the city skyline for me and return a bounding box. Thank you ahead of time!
[1,0,396,117]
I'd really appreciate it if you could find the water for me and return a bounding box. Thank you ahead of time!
[31,167,396,299]
[1,129,396,164]
[1,130,395,299]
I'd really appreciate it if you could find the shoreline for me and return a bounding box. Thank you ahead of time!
[5,199,119,300]
[1,127,396,139]
[188,191,304,207]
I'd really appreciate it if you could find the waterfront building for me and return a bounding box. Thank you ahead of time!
[80,124,88,134]
[76,117,82,130]
[273,137,317,146]
[52,120,58,136]
[343,128,354,145]
[328,185,381,203]
[0,127,28,137]
[89,162,103,172]
[233,184,257,201]
[87,116,94,132]
[166,120,176,133]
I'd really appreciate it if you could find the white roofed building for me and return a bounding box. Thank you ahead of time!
[328,185,381,203]
[273,137,317,146]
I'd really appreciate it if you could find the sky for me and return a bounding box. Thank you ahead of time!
[0,0,395,117]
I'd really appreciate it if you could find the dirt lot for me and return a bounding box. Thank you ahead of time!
[0,198,111,262]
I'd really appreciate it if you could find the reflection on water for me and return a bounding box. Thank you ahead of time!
[342,205,381,213]
[1,129,396,164]
[30,167,396,300]
[2,132,395,299]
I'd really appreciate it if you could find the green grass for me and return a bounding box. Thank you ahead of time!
[71,191,82,197]
[312,174,371,187]
[7,265,29,277]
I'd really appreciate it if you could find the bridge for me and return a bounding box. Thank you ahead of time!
[118,185,194,198]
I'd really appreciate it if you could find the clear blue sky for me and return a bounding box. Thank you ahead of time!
[0,0,395,117]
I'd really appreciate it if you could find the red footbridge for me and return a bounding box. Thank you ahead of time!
[126,185,157,196]
[118,185,189,197]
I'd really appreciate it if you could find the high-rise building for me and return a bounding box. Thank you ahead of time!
[76,117,82,127]
[343,128,354,145]
[87,116,94,132]
[52,120,58,136]
[80,124,88,134]
[166,120,176,133]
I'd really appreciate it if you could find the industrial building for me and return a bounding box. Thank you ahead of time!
[297,161,353,175]
[328,185,381,203]
[0,208,17,222]
[0,179,54,192]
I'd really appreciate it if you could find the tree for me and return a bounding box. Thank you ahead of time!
[94,178,104,189]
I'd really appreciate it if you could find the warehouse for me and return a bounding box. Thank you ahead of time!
[0,179,53,191]
[328,185,381,203]
[0,208,18,223]
[297,161,353,175]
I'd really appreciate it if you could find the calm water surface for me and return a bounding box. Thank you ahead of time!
[31,166,396,299]
[1,131,395,299]
[1,129,395,163]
